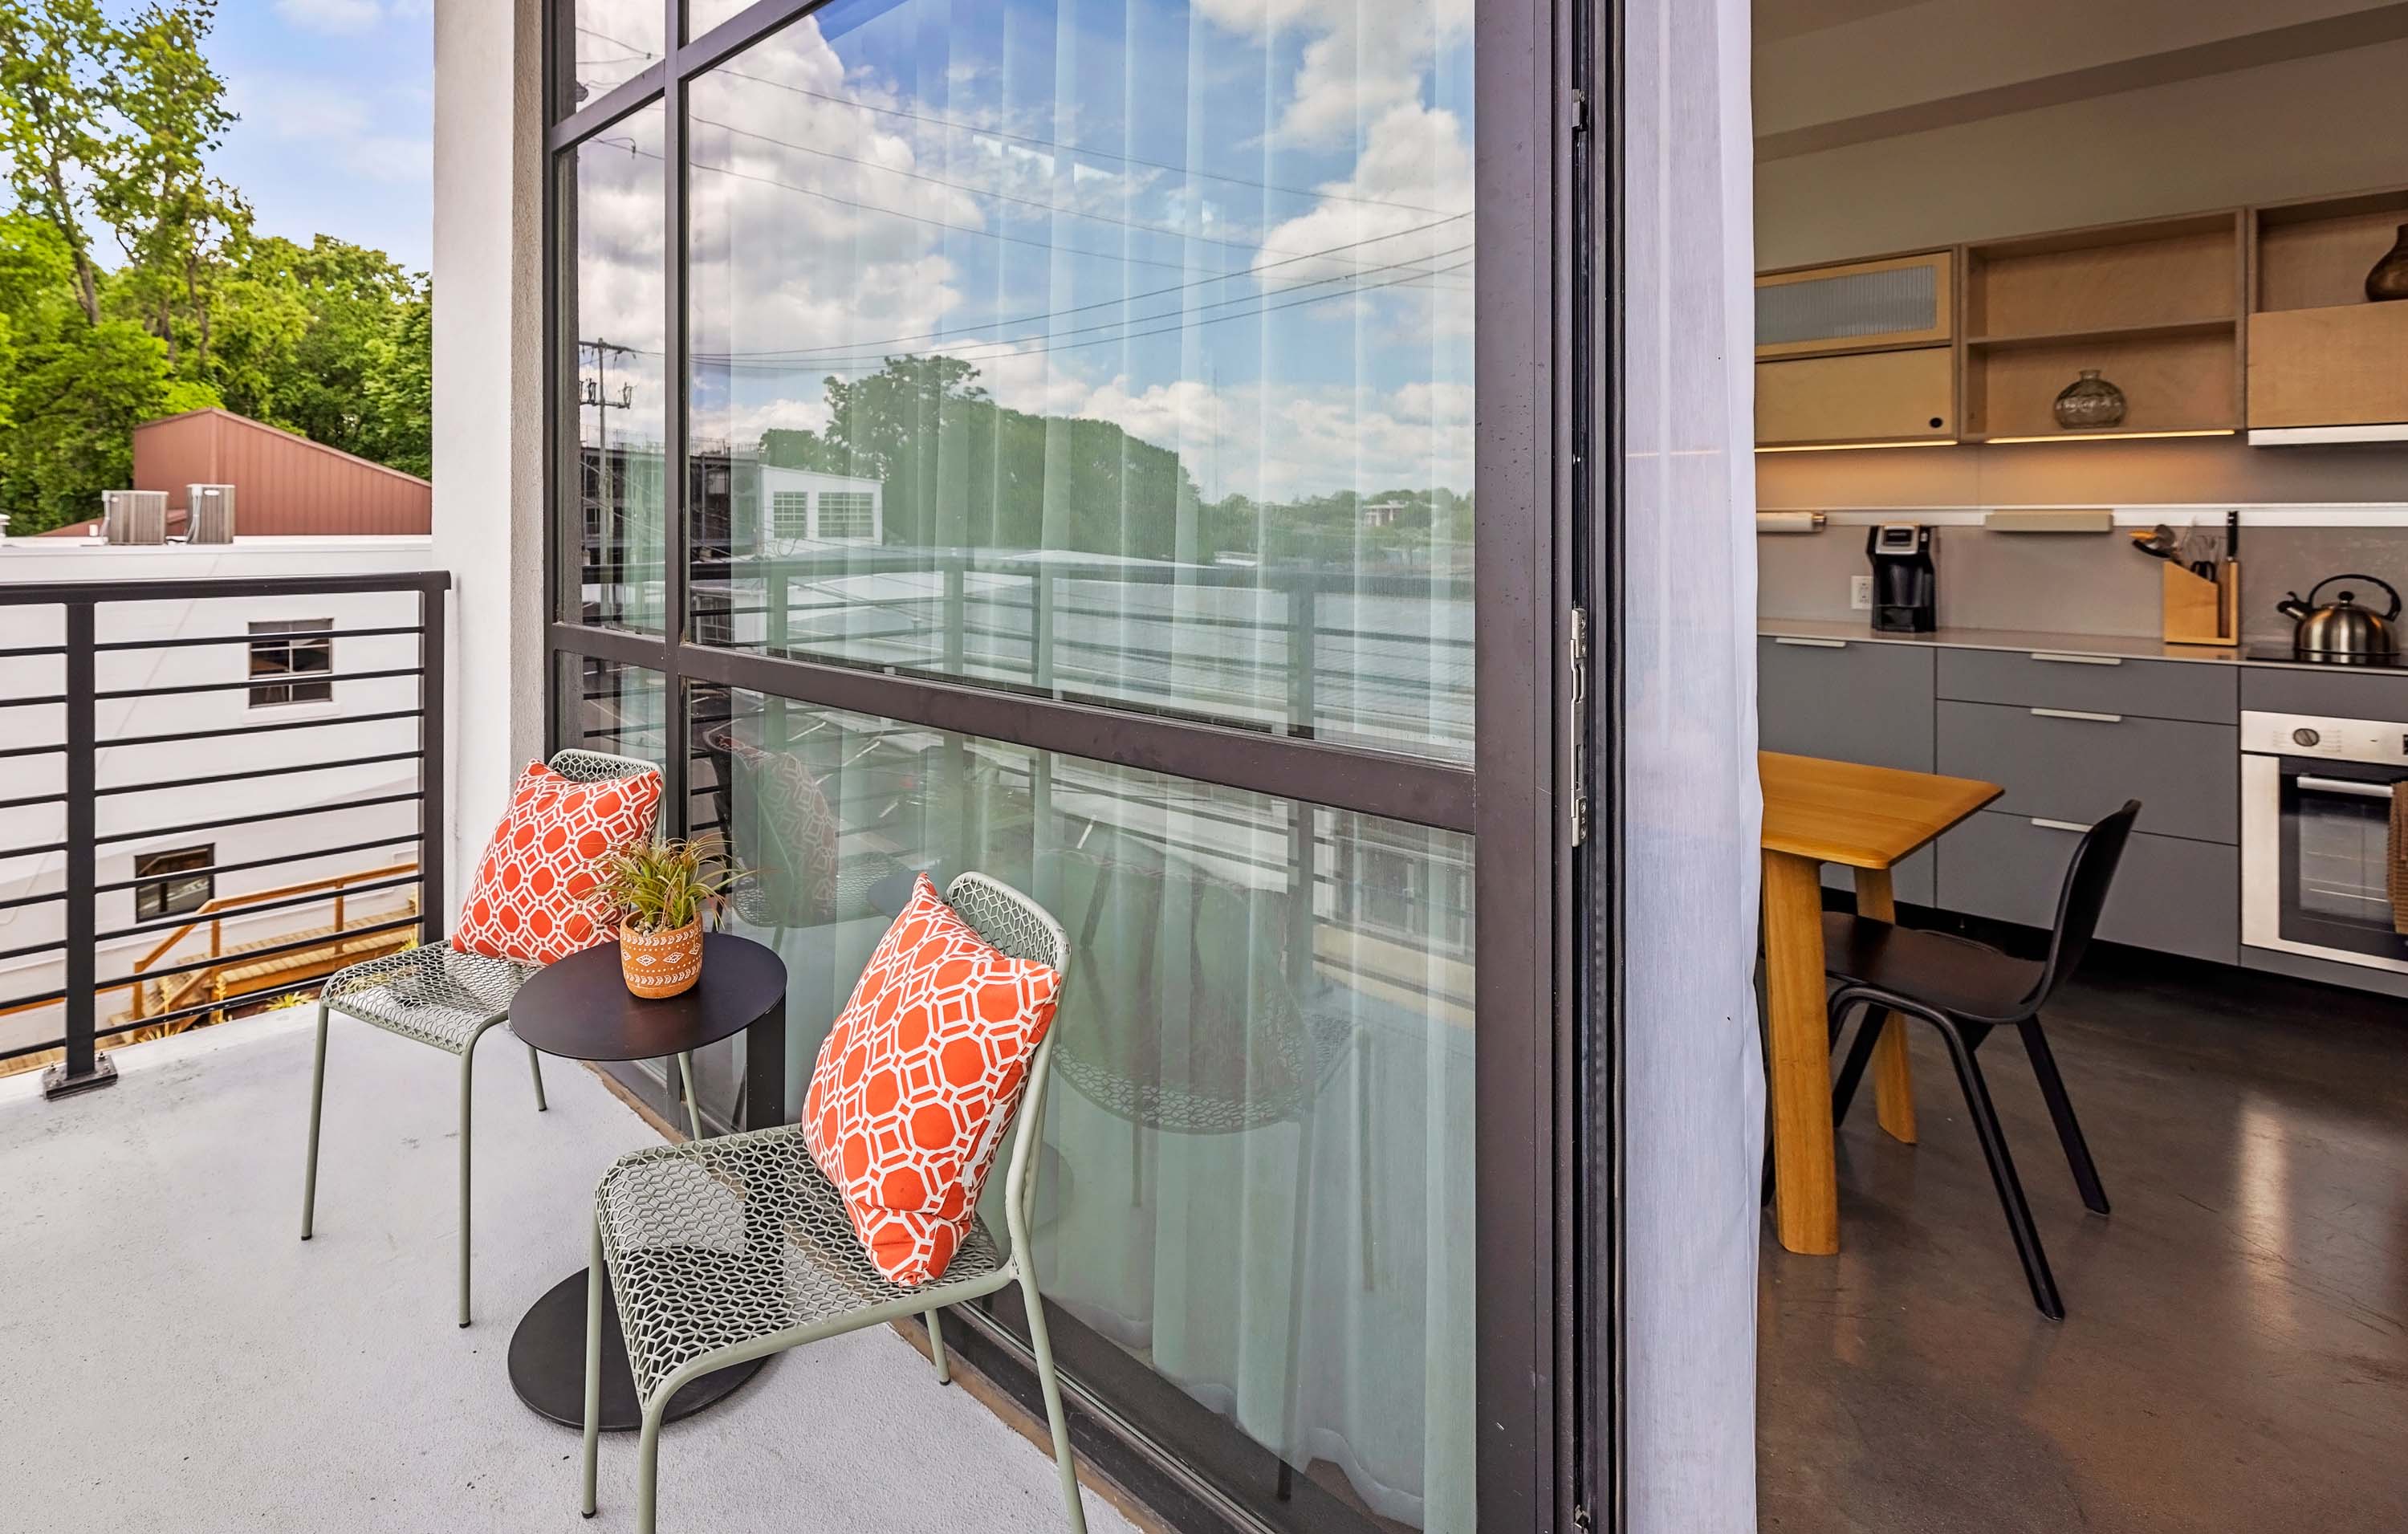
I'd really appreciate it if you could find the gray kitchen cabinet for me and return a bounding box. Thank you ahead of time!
[1937,647,2236,725]
[1758,636,1935,905]
[1934,700,2239,844]
[2241,665,2408,722]
[1938,809,2238,965]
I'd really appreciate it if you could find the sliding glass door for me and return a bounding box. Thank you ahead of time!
[544,1,1578,1528]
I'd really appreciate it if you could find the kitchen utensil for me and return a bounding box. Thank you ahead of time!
[2276,574,2403,658]
[2190,560,2218,581]
[2131,524,2179,560]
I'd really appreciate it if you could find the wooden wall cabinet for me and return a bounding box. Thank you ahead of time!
[2247,189,2408,433]
[1755,250,1954,446]
[1757,348,1954,446]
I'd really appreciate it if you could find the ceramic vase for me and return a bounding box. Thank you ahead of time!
[2052,369,2127,430]
[620,918,703,999]
[2367,223,2408,303]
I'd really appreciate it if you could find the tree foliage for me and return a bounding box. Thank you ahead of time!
[0,1,431,532]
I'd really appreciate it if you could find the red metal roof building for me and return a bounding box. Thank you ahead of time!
[41,408,431,538]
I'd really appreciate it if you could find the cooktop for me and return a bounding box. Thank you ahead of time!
[2243,647,2408,669]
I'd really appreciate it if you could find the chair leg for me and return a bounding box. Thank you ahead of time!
[528,1044,549,1113]
[925,1308,950,1384]
[2020,1020,2109,1215]
[636,1391,669,1534]
[582,1219,604,1519]
[458,1038,478,1328]
[1931,1015,2064,1320]
[677,1052,703,1143]
[1831,999,1885,1128]
[1017,1269,1088,1534]
[302,1002,330,1241]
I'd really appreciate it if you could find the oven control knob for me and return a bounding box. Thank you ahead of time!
[2293,727,2322,747]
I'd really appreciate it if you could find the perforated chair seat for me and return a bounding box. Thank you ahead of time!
[595,1125,1006,1402]
[320,944,531,1053]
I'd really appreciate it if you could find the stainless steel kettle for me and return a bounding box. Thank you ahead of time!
[2276,574,2402,658]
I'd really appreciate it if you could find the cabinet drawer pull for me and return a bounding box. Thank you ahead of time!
[2030,817,2090,833]
[1772,637,1848,649]
[2030,706,2123,723]
[2028,651,2121,665]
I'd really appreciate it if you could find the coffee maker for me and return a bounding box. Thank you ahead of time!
[1866,523,1936,633]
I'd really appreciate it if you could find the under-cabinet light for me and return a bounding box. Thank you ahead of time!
[1982,429,2236,445]
[1754,439,1957,454]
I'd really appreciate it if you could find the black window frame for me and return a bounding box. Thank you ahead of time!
[538,2,1603,1528]
[132,844,216,922]
[247,619,336,708]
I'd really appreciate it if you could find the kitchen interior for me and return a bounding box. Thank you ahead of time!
[1747,3,2408,1530]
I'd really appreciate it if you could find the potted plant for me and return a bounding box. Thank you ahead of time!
[593,836,742,999]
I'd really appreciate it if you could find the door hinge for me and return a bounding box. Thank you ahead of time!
[1573,1501,1597,1530]
[1569,87,1590,136]
[1569,605,1591,845]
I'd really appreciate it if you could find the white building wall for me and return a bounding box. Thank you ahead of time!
[0,538,439,1059]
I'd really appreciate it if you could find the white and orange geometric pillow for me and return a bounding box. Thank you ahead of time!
[803,874,1064,1285]
[453,761,663,965]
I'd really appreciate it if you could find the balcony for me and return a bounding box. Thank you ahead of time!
[0,565,1136,1531]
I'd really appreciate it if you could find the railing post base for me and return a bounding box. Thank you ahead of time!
[42,1054,119,1100]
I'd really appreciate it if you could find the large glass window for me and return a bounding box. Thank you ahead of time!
[683,0,1476,764]
[558,101,669,633]
[694,685,1475,1532]
[567,1,662,107]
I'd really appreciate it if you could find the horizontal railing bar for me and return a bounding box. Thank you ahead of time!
[107,914,421,988]
[96,790,424,847]
[97,749,425,799]
[0,1013,71,1062]
[0,841,69,864]
[0,742,64,760]
[98,665,422,702]
[0,694,67,710]
[96,873,421,945]
[96,974,329,1039]
[0,790,65,812]
[0,571,451,606]
[106,706,424,749]
[0,889,66,913]
[0,937,60,964]
[0,645,66,661]
[94,624,425,653]
[93,833,427,894]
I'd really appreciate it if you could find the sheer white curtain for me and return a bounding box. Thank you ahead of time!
[1617,0,1762,1528]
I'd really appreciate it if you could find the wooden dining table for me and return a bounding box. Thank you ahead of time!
[1759,751,2002,1255]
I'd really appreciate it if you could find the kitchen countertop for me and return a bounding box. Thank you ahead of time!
[1757,617,2406,673]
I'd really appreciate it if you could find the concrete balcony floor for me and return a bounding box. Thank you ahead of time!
[0,1013,1133,1534]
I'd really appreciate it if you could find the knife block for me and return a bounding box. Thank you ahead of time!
[2162,560,2239,645]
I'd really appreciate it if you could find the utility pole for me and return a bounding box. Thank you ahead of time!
[579,339,639,608]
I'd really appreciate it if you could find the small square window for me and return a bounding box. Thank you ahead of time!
[249,620,335,707]
[818,490,875,539]
[134,845,215,922]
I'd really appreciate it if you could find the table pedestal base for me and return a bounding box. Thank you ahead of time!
[509,1263,765,1430]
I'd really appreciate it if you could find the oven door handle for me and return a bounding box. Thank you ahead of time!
[2296,775,2401,800]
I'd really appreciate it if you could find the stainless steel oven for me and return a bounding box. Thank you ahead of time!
[2243,710,2408,972]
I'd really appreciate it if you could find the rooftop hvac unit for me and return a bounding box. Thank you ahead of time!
[187,485,236,544]
[101,490,168,545]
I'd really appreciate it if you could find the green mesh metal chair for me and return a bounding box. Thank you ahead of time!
[578,873,1088,1534]
[299,749,666,1328]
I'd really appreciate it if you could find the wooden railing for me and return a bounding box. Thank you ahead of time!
[126,862,423,1024]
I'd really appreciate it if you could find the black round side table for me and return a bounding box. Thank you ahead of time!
[506,933,787,1431]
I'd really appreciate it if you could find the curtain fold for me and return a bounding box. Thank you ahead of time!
[1617,0,1763,1528]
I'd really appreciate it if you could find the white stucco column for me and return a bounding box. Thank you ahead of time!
[430,0,547,919]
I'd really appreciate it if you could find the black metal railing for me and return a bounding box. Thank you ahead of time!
[0,572,449,1098]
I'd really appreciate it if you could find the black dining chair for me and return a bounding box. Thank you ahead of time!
[1821,800,2138,1320]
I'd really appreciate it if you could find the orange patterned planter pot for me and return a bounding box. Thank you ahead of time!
[620,918,703,999]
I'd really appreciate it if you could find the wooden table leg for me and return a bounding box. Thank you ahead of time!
[1762,849,1839,1255]
[1851,866,1918,1145]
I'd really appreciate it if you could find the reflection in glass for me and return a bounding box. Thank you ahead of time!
[557,654,670,768]
[683,0,751,41]
[559,103,669,632]
[692,686,1475,1532]
[568,0,662,107]
[684,0,1476,763]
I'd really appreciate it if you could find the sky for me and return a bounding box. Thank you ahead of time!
[208,0,435,275]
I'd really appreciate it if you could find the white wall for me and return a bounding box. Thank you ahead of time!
[431,0,547,919]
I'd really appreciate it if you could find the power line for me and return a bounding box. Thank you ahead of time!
[711,65,1458,218]
[694,211,1470,361]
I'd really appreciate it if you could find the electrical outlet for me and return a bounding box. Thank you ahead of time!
[1850,576,1873,611]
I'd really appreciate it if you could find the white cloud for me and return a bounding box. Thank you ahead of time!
[1191,0,1472,148]
[274,0,385,36]
[238,79,429,187]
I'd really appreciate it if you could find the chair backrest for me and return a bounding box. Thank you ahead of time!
[2030,800,2142,1008]
[942,872,1073,1255]
[546,749,665,837]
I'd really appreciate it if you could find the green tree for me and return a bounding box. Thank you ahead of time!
[6,318,218,531]
[0,0,117,325]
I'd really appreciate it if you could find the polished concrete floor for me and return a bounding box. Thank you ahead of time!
[1759,950,2408,1533]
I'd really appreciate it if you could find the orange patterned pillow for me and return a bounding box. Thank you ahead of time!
[454,762,662,964]
[803,875,1064,1285]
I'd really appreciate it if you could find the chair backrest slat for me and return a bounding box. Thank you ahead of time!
[942,873,1072,1249]
[2032,800,2142,1008]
